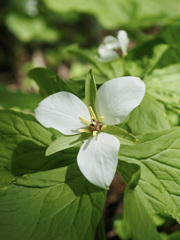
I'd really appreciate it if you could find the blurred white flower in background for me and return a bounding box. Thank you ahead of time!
[26,0,38,16]
[98,30,129,62]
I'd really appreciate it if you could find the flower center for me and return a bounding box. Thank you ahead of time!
[78,106,107,136]
[89,119,103,132]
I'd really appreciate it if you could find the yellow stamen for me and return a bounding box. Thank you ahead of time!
[79,117,90,126]
[98,116,104,122]
[101,125,107,131]
[78,129,91,133]
[89,106,96,120]
[93,131,98,136]
[79,107,106,136]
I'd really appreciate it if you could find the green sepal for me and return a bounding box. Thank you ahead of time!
[85,70,97,113]
[103,125,139,145]
[46,133,90,156]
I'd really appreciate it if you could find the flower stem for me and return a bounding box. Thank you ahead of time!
[97,213,107,240]
[121,57,126,75]
[109,63,117,78]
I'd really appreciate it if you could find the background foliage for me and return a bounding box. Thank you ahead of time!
[0,0,180,239]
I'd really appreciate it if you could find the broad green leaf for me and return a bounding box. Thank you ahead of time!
[103,125,139,145]
[128,93,170,134]
[96,216,107,240]
[0,83,42,111]
[0,110,107,239]
[124,169,161,240]
[28,67,73,98]
[145,64,180,109]
[0,110,74,188]
[119,127,180,223]
[46,133,89,156]
[0,164,106,240]
[42,0,180,29]
[85,70,97,111]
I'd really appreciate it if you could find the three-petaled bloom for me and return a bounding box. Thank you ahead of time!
[35,76,145,189]
[98,30,129,62]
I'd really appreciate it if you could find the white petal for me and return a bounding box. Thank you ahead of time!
[103,35,120,50]
[95,77,145,125]
[98,44,119,62]
[35,92,90,135]
[77,132,120,189]
[117,30,129,55]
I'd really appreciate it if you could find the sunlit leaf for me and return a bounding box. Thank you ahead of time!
[123,167,161,240]
[128,93,170,134]
[119,127,180,223]
[145,64,180,109]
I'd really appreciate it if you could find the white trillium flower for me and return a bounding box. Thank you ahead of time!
[35,76,145,189]
[98,30,129,62]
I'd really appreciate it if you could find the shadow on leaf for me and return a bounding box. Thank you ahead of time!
[65,163,106,196]
[11,140,77,176]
